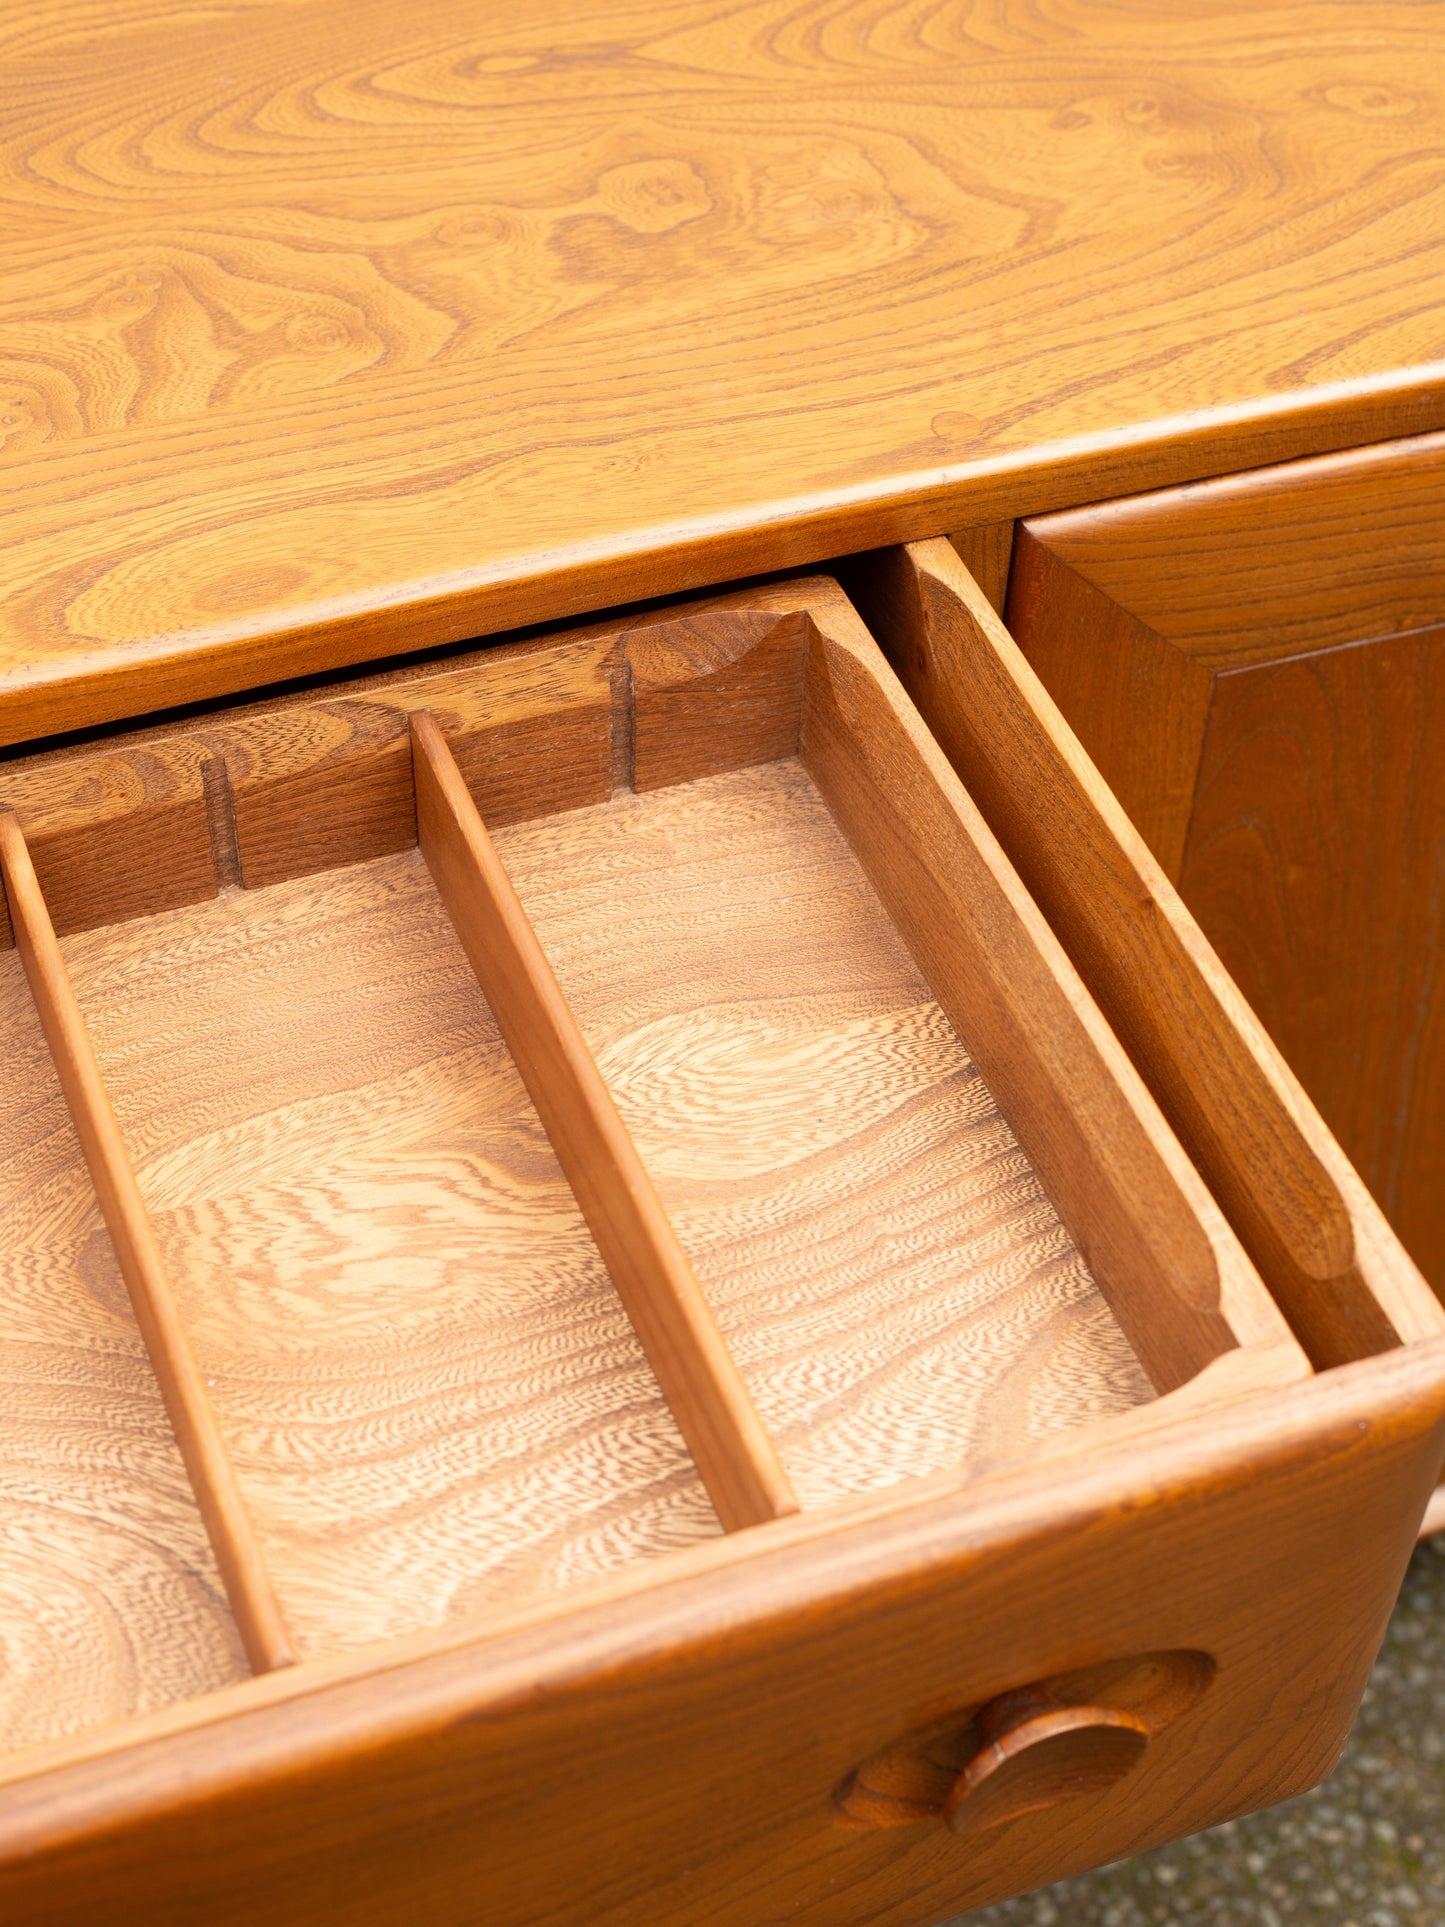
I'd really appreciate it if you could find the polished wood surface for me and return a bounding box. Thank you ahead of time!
[1010,433,1445,1290]
[850,536,1443,1363]
[0,813,293,1677]
[1,1342,1442,1927]
[8,576,1445,1927]
[412,710,797,1533]
[3,2,1445,742]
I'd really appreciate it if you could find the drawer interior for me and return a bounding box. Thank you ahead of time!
[0,579,1299,1758]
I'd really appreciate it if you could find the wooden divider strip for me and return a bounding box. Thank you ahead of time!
[0,812,295,1675]
[410,712,798,1532]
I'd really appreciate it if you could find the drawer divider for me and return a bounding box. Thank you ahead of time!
[410,711,798,1533]
[0,811,296,1676]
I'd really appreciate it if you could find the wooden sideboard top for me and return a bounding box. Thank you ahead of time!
[3,0,1445,742]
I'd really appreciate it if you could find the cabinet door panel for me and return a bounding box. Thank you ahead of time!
[1181,627,1445,1283]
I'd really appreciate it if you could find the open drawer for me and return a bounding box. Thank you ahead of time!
[0,578,1441,1927]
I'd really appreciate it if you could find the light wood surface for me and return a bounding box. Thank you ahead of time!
[1,576,1422,1927]
[854,536,1444,1361]
[1,1339,1442,1927]
[3,2,1445,741]
[0,580,1311,1759]
[1,761,1160,1707]
[412,710,797,1533]
[1010,434,1445,1291]
[0,813,293,1678]
[0,568,1312,1414]
[499,759,1155,1507]
[0,945,248,1754]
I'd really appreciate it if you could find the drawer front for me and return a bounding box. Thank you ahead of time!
[0,1346,1441,1927]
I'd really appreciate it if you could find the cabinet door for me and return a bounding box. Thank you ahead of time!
[1005,432,1445,1292]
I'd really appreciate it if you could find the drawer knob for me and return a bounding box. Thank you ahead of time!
[834,1649,1212,1834]
[942,1688,1150,1838]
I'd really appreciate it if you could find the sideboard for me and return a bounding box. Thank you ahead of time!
[2,5,1444,1924]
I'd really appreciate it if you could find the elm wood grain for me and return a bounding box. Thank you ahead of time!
[0,737,218,947]
[412,710,797,1534]
[0,814,293,1677]
[1021,429,1445,668]
[1007,427,1445,876]
[5,4,1445,741]
[1,1340,1442,1927]
[0,578,1311,1744]
[0,578,1307,1451]
[1180,630,1445,1290]
[0,946,247,1756]
[15,746,1160,1684]
[1003,530,1216,880]
[795,595,1300,1393]
[0,596,804,945]
[856,537,1444,1366]
[56,851,726,1663]
[1008,435,1445,1291]
[223,637,617,892]
[497,758,1153,1507]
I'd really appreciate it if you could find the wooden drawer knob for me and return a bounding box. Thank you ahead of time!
[834,1650,1212,1835]
[942,1688,1150,1838]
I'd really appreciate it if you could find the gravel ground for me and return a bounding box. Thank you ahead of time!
[951,1534,1445,1927]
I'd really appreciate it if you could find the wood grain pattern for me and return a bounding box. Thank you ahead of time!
[797,594,1303,1389]
[0,737,218,945]
[57,851,723,1663]
[0,568,1439,1927]
[1004,528,1218,878]
[3,2,1445,740]
[1180,631,1445,1289]
[0,594,809,947]
[1,1339,1442,1927]
[858,536,1443,1361]
[2,741,1175,1700]
[0,948,247,1757]
[949,524,1015,618]
[497,759,1154,1508]
[413,711,798,1533]
[1008,435,1445,1292]
[1023,429,1445,667]
[0,813,293,1678]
